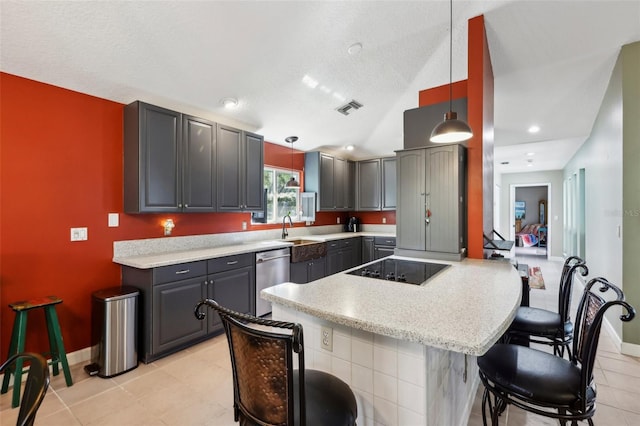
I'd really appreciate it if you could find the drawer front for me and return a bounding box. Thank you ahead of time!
[326,239,348,251]
[374,236,396,246]
[207,253,253,273]
[154,261,207,285]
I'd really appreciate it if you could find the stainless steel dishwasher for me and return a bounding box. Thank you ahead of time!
[255,247,290,316]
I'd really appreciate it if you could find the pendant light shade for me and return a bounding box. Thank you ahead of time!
[430,111,473,143]
[430,0,473,144]
[285,136,300,188]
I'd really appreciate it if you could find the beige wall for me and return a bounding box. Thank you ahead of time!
[622,42,640,347]
[564,42,639,349]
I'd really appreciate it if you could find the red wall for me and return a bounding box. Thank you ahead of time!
[417,15,493,259]
[0,73,395,357]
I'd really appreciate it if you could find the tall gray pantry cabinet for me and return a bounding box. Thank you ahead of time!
[396,144,466,261]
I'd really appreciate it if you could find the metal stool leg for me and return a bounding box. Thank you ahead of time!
[1,311,28,408]
[44,305,73,386]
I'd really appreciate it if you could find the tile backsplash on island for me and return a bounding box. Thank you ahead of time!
[114,224,395,258]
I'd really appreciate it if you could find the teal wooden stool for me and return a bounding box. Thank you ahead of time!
[1,296,73,408]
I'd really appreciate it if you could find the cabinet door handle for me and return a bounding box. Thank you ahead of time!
[175,269,190,275]
[226,260,239,265]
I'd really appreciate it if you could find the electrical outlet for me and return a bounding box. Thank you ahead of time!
[321,326,333,351]
[382,217,387,224]
[242,221,247,230]
[70,227,88,241]
[337,217,340,224]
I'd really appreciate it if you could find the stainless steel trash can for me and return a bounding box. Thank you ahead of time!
[89,286,139,378]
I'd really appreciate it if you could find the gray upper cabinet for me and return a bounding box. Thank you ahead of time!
[305,152,354,211]
[182,115,216,211]
[356,157,396,211]
[124,102,182,213]
[396,145,466,260]
[124,101,216,213]
[381,157,397,210]
[356,159,381,210]
[216,124,264,212]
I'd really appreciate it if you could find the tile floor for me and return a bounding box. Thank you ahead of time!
[1,254,638,425]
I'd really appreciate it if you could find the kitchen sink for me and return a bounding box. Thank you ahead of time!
[286,238,321,246]
[285,239,327,263]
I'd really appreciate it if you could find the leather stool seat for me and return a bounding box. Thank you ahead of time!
[511,307,573,336]
[478,343,595,407]
[292,370,357,426]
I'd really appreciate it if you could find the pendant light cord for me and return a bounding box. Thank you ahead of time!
[449,0,453,112]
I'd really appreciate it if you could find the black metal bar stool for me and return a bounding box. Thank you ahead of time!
[506,256,588,357]
[1,296,73,408]
[478,277,636,425]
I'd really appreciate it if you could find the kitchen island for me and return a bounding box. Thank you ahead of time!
[261,256,521,426]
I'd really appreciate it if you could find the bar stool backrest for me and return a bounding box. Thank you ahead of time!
[194,299,306,426]
[571,277,635,413]
[0,352,50,426]
[558,256,588,324]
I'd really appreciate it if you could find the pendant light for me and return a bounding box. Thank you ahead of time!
[285,136,300,188]
[430,0,473,143]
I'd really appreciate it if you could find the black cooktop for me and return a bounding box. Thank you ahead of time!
[347,258,449,285]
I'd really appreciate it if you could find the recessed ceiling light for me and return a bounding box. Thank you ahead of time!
[526,152,535,156]
[527,163,533,167]
[528,125,540,133]
[302,75,319,89]
[345,145,355,151]
[347,42,363,55]
[220,97,238,109]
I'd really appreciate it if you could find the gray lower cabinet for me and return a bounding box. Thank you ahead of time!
[206,264,254,334]
[290,257,326,284]
[122,253,255,363]
[362,237,375,263]
[152,276,207,355]
[396,144,466,259]
[304,152,354,211]
[217,125,264,212]
[374,236,396,259]
[124,101,217,213]
[326,238,360,275]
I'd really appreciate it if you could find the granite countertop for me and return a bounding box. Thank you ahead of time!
[261,256,521,356]
[112,231,395,269]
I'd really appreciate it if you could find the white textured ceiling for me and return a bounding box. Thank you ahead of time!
[1,1,639,173]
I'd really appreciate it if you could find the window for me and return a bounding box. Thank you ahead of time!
[253,167,301,224]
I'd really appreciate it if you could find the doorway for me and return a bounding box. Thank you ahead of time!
[509,183,550,259]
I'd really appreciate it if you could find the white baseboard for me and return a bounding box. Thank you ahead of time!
[66,346,92,367]
[549,255,564,262]
[621,342,640,357]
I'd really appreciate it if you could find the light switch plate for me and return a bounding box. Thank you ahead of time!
[108,213,119,227]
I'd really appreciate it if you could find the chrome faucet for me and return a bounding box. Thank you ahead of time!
[282,213,293,239]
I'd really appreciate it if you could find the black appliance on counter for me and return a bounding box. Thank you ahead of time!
[346,216,360,232]
[347,258,449,285]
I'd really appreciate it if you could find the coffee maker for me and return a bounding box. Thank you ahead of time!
[347,216,360,232]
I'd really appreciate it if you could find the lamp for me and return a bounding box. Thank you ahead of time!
[285,136,300,188]
[430,0,473,143]
[163,219,175,236]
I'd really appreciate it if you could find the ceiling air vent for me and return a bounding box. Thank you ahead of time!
[336,100,363,116]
